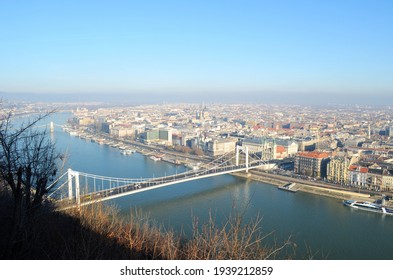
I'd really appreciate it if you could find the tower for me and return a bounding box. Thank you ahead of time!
[368,123,371,139]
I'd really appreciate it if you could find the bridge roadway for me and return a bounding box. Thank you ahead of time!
[73,161,263,207]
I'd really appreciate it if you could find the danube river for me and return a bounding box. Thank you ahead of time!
[34,113,393,259]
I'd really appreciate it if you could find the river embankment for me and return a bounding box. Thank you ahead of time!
[233,170,374,202]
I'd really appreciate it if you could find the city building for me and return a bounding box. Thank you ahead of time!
[140,129,173,145]
[207,138,237,157]
[327,156,352,184]
[275,145,286,159]
[297,138,317,151]
[294,151,330,178]
[382,170,393,191]
[386,126,393,137]
[101,122,113,134]
[242,137,276,160]
[75,116,94,126]
[367,167,383,191]
[110,126,135,138]
[276,139,298,157]
[348,165,369,187]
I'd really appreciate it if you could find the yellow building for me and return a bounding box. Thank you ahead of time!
[382,173,393,191]
[327,156,351,184]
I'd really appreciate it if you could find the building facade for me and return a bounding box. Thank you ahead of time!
[242,137,276,160]
[327,156,351,184]
[367,168,383,191]
[207,138,237,157]
[294,151,330,178]
[242,137,298,160]
[348,165,369,187]
[382,172,393,191]
[140,129,172,145]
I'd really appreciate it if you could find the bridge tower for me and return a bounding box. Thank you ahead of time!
[235,145,249,172]
[67,169,80,207]
[245,146,249,173]
[236,145,240,166]
[50,121,54,133]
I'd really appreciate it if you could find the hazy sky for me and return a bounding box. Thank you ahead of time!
[1,0,392,104]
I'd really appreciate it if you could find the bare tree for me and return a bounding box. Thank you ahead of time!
[0,103,62,253]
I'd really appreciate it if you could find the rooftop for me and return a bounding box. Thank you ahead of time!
[297,151,330,159]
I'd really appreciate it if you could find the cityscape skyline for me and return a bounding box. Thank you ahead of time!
[3,77,393,262]
[1,0,392,103]
[2,91,393,106]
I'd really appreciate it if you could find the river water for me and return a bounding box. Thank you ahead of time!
[25,112,393,259]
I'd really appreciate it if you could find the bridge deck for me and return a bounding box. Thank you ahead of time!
[61,162,264,207]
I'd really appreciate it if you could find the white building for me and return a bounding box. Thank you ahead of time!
[242,137,276,160]
[207,138,237,157]
[348,165,369,187]
[242,137,298,160]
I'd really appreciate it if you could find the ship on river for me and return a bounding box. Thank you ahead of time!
[343,200,393,215]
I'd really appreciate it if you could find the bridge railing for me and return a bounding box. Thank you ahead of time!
[51,146,267,206]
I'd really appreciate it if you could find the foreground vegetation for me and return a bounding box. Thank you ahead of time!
[0,188,294,259]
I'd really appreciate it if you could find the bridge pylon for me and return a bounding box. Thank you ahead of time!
[245,146,249,173]
[236,145,240,166]
[235,145,249,172]
[67,169,81,207]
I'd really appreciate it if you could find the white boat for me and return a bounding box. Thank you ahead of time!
[343,200,393,215]
[96,138,105,145]
[185,163,200,170]
[150,156,161,161]
[121,149,136,155]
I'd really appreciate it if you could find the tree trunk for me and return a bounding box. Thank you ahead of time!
[5,191,24,258]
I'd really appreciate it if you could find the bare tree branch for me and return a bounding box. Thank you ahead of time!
[0,100,62,243]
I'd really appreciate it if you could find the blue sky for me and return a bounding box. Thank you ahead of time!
[1,0,392,104]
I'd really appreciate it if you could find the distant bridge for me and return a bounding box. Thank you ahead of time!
[36,121,64,133]
[48,145,268,208]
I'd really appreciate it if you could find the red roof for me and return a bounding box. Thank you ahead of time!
[276,145,286,153]
[349,165,358,171]
[298,151,329,159]
[349,165,368,173]
[360,167,368,173]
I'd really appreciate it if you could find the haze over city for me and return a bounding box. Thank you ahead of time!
[1,0,392,105]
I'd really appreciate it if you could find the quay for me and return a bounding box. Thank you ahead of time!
[278,182,297,192]
[234,170,374,202]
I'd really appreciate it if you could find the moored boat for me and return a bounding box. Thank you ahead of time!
[121,149,136,155]
[150,155,161,161]
[343,200,393,215]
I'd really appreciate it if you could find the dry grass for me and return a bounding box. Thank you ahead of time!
[0,187,294,259]
[182,212,293,260]
[65,203,294,260]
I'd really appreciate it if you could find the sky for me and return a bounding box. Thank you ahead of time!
[1,0,393,104]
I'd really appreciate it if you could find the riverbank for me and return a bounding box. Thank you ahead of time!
[65,126,208,169]
[233,170,374,202]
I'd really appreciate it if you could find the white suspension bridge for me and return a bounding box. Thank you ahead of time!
[34,121,64,132]
[47,145,268,208]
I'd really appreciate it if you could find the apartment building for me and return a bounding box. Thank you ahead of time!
[327,156,352,184]
[294,151,330,178]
